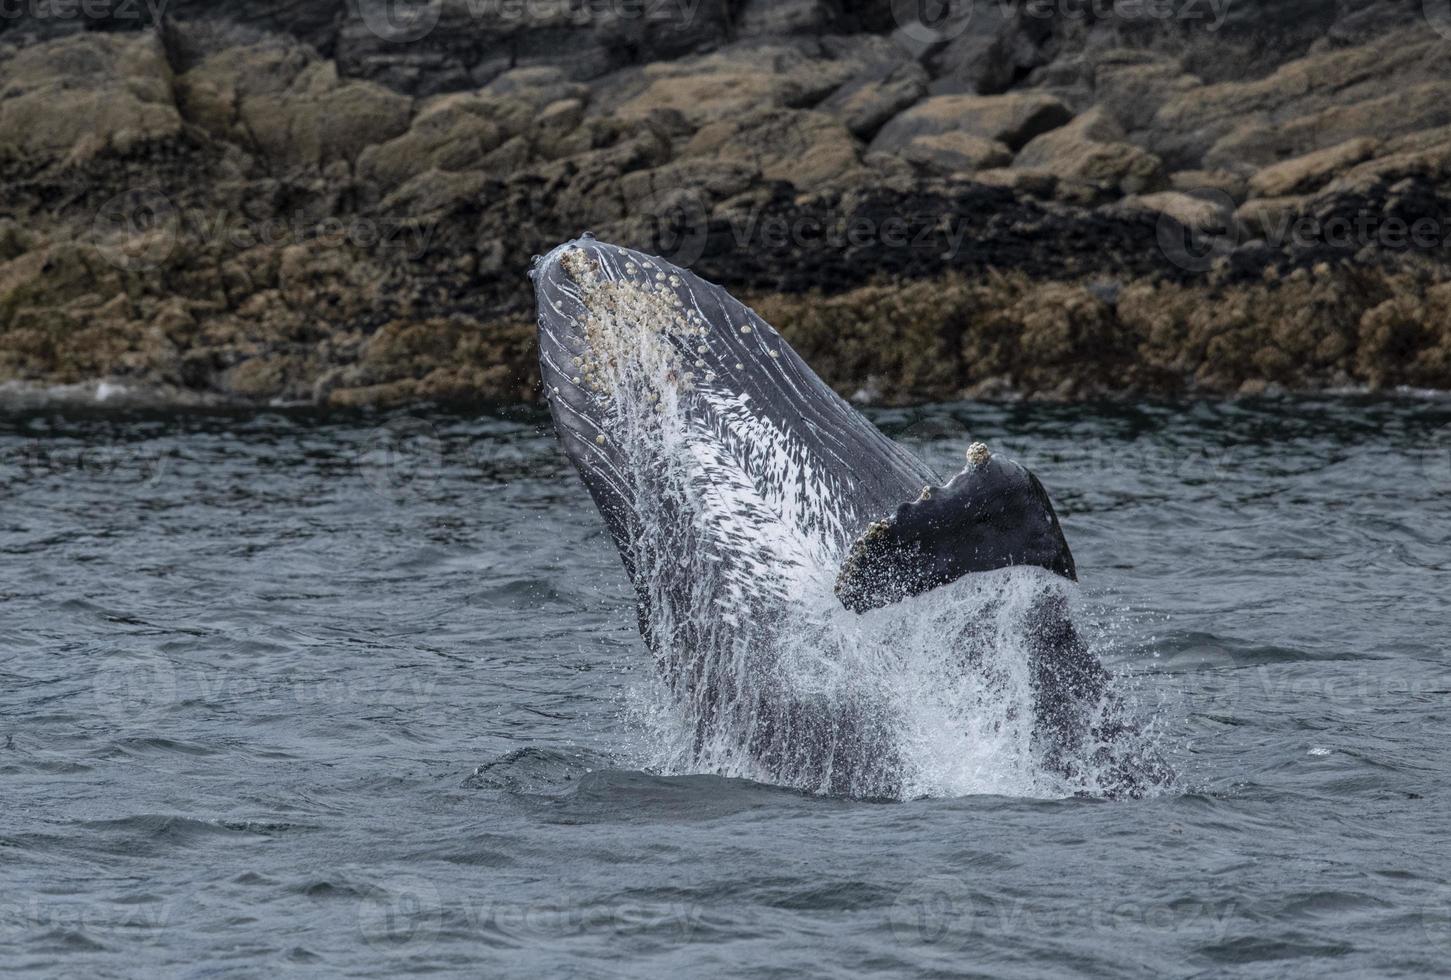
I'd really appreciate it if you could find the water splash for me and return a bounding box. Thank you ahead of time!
[545,243,1168,800]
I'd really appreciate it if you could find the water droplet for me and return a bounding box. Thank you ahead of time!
[580,230,596,240]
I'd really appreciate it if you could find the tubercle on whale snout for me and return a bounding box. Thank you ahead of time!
[834,444,1078,614]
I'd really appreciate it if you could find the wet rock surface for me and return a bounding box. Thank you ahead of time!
[2,2,1450,405]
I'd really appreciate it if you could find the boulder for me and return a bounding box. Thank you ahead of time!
[1119,191,1236,234]
[358,93,509,189]
[1151,28,1445,169]
[178,41,412,170]
[683,109,862,188]
[1208,83,1451,171]
[1014,107,1164,198]
[823,61,929,140]
[0,33,181,168]
[900,133,1013,175]
[922,0,1055,96]
[870,92,1073,156]
[614,46,858,129]
[972,167,1058,197]
[1247,137,1381,199]
[1170,169,1249,203]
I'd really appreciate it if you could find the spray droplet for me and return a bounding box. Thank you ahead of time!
[740,325,752,334]
[580,230,595,240]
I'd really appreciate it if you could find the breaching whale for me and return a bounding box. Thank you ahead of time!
[532,236,1162,798]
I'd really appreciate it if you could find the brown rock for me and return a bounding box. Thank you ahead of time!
[900,133,1012,175]
[358,93,507,189]
[1014,108,1165,198]
[1119,191,1235,234]
[683,109,861,188]
[822,61,929,139]
[1247,137,1380,198]
[0,33,181,168]
[870,93,1073,156]
[178,41,412,170]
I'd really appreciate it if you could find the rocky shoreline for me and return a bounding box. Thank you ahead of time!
[2,1,1450,407]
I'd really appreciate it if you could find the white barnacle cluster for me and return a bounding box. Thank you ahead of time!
[559,247,727,439]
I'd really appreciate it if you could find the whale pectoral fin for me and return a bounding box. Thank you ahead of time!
[833,445,1076,613]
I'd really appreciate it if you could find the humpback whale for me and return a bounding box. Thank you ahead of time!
[532,236,1162,798]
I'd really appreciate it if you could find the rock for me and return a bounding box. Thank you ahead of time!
[900,133,1012,175]
[1324,125,1451,195]
[1170,169,1248,202]
[614,46,857,129]
[1208,83,1451,170]
[0,33,181,169]
[922,0,1055,96]
[683,109,862,188]
[870,92,1073,156]
[972,168,1057,197]
[1014,108,1165,198]
[1247,137,1381,198]
[822,61,929,140]
[1091,53,1202,135]
[737,0,836,36]
[178,40,412,170]
[1119,191,1235,234]
[1151,27,1445,169]
[358,93,508,189]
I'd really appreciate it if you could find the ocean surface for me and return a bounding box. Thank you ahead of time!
[3,395,1450,978]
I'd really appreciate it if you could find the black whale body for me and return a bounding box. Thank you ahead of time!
[532,237,1160,798]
